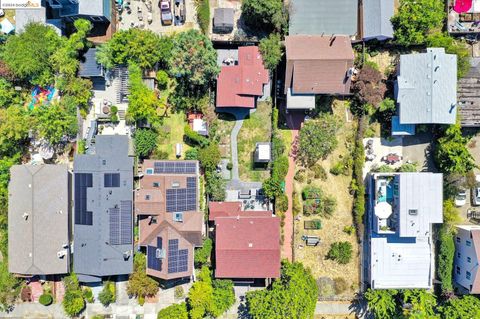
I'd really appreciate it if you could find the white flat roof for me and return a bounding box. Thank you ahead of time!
[371,236,432,289]
[258,144,270,160]
[193,118,207,132]
[286,88,315,109]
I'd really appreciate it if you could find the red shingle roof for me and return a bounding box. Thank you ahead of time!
[208,201,272,221]
[216,46,269,108]
[215,216,280,279]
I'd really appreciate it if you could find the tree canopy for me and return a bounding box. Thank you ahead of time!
[157,302,188,319]
[298,114,340,166]
[134,129,158,158]
[34,99,78,145]
[96,29,172,69]
[259,33,283,71]
[241,0,288,34]
[439,295,480,319]
[434,124,476,175]
[168,30,219,93]
[364,289,398,319]
[426,32,471,79]
[127,253,159,298]
[246,261,318,319]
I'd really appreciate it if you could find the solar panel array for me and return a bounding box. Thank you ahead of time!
[153,162,196,174]
[74,173,93,225]
[147,237,163,271]
[167,239,188,273]
[104,173,120,187]
[166,177,197,213]
[109,200,132,245]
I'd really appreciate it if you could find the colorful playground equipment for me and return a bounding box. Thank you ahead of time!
[28,86,55,111]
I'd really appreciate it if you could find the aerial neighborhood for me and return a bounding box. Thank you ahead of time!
[2,0,480,318]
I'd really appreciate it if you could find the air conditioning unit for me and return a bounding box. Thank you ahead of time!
[57,250,67,258]
[156,248,166,259]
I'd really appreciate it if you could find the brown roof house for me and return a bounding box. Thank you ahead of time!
[136,160,203,281]
[8,164,70,276]
[209,202,280,285]
[454,225,480,294]
[284,35,354,110]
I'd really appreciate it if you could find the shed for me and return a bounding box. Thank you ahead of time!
[213,8,234,33]
[254,142,271,163]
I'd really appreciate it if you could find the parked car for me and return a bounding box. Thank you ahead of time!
[160,0,173,25]
[472,187,480,206]
[455,189,467,207]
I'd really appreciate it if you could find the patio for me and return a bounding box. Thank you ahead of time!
[363,137,403,177]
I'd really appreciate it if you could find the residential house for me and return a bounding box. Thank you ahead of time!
[284,35,354,109]
[216,46,269,109]
[135,160,203,281]
[454,225,480,294]
[394,48,457,134]
[73,135,134,283]
[369,173,443,289]
[289,0,358,37]
[8,164,70,276]
[209,202,280,284]
[362,0,394,41]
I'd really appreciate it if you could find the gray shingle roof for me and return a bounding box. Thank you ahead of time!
[362,0,394,40]
[8,164,70,275]
[214,8,234,28]
[396,48,457,125]
[73,135,134,282]
[289,0,358,36]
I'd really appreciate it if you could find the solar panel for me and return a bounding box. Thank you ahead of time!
[104,173,120,187]
[74,173,93,225]
[165,187,197,212]
[109,207,120,245]
[186,177,196,188]
[168,239,188,274]
[153,162,197,174]
[120,200,132,245]
[147,245,162,271]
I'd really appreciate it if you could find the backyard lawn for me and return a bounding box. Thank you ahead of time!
[155,112,191,159]
[293,99,360,299]
[237,101,272,182]
[215,112,236,160]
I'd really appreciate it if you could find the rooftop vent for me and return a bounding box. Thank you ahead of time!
[57,250,67,258]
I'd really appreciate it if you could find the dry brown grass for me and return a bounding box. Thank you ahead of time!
[293,99,360,299]
[216,112,236,160]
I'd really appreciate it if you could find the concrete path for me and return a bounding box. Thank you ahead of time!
[230,117,245,180]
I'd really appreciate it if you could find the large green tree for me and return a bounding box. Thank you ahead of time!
[212,279,235,317]
[402,289,437,318]
[96,29,172,69]
[298,114,340,166]
[0,106,30,156]
[157,302,188,319]
[364,289,398,319]
[127,253,159,298]
[259,33,283,71]
[134,129,158,158]
[246,261,318,319]
[391,0,445,46]
[241,0,288,33]
[34,98,78,145]
[2,23,61,85]
[0,78,18,108]
[439,295,480,319]
[168,30,219,92]
[434,124,476,175]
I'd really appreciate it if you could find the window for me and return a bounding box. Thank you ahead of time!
[467,240,472,247]
[456,266,461,275]
[145,168,154,175]
[174,212,183,222]
[153,182,160,188]
[457,237,461,243]
[467,271,472,280]
[468,256,472,263]
[457,252,461,258]
[408,209,418,216]
[145,195,151,200]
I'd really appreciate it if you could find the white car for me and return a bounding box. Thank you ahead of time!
[455,190,467,207]
[472,187,480,206]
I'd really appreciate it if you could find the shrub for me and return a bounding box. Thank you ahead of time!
[98,282,115,307]
[323,196,337,216]
[275,194,288,213]
[196,0,210,35]
[174,286,184,299]
[185,148,199,160]
[398,163,417,172]
[330,157,352,176]
[312,164,327,180]
[226,162,233,170]
[134,129,158,158]
[438,226,455,293]
[271,134,285,159]
[292,191,302,216]
[194,238,213,267]
[138,295,145,306]
[259,33,283,71]
[294,170,305,183]
[326,242,352,264]
[156,70,169,90]
[83,287,94,303]
[343,225,355,235]
[333,277,348,295]
[77,139,86,154]
[272,156,289,180]
[184,124,209,147]
[39,293,53,306]
[157,302,188,319]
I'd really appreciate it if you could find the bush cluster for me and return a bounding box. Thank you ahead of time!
[196,0,210,35]
[326,241,352,265]
[184,125,209,147]
[39,293,53,306]
[438,226,455,293]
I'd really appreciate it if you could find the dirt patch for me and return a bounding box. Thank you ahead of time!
[293,100,360,299]
[215,112,236,160]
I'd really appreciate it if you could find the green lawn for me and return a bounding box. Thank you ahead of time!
[237,101,272,182]
[155,112,191,160]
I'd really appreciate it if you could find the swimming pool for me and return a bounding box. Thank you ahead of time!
[377,179,393,203]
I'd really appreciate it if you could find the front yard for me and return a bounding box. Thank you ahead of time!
[237,101,272,182]
[293,99,361,299]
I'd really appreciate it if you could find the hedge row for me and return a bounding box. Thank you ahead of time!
[197,0,210,35]
[438,226,455,293]
[351,119,366,238]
